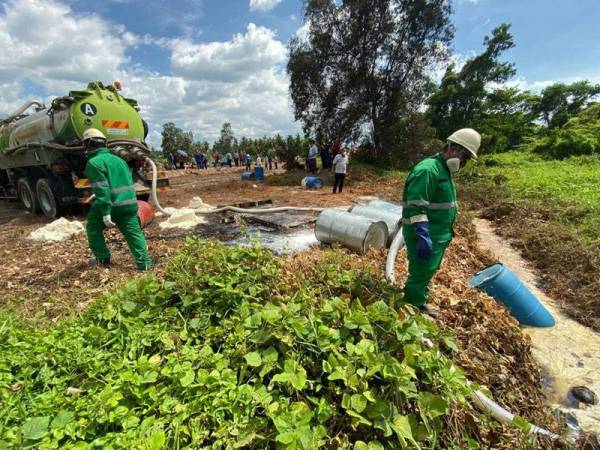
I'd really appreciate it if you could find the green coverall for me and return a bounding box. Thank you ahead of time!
[401,153,457,307]
[85,147,152,270]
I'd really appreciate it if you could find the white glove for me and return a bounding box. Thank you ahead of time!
[103,215,116,228]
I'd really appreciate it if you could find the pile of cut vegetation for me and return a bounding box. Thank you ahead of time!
[0,238,564,448]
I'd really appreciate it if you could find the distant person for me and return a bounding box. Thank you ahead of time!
[307,139,318,174]
[331,149,349,194]
[168,152,176,170]
[226,152,233,167]
[320,143,331,169]
[274,155,279,170]
[245,154,252,171]
[332,137,341,156]
[267,154,273,170]
[402,128,480,318]
[213,153,220,168]
[256,155,262,167]
[233,151,240,167]
[175,150,188,169]
[194,151,204,169]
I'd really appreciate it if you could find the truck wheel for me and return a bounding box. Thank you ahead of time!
[36,178,60,219]
[17,177,40,213]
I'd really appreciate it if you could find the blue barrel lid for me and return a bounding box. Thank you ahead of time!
[469,263,505,289]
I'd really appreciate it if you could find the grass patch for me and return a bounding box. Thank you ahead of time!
[462,151,600,244]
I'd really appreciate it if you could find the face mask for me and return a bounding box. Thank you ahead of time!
[446,157,461,173]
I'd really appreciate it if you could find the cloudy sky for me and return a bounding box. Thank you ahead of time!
[1,0,598,148]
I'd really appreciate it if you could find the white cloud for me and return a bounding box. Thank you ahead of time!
[170,23,287,82]
[249,0,283,12]
[0,0,135,87]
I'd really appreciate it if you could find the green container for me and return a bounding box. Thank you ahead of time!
[1,81,145,151]
[0,81,147,168]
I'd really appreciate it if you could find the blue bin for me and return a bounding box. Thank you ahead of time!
[254,166,265,181]
[469,263,555,327]
[302,176,324,189]
[241,171,255,180]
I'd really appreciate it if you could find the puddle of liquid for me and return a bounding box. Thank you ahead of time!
[226,227,319,255]
[474,219,600,434]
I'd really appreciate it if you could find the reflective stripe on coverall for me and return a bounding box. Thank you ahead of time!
[401,153,457,306]
[85,147,152,270]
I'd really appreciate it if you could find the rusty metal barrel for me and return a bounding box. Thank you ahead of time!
[349,205,402,245]
[315,209,388,254]
[137,200,155,228]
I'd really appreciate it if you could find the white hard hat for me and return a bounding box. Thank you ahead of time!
[82,128,106,141]
[447,128,481,159]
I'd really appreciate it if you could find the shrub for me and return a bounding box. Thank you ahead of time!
[0,239,478,449]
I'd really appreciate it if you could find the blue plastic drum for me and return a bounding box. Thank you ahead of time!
[254,167,265,181]
[302,177,324,189]
[469,263,555,327]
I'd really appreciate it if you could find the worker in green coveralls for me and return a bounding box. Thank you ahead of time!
[83,128,152,270]
[401,128,481,317]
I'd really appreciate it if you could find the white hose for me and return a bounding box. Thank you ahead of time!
[145,156,325,217]
[145,157,172,216]
[470,389,558,439]
[194,206,325,214]
[384,226,559,440]
[385,231,405,284]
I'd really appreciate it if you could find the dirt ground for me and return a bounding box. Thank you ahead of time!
[0,167,403,319]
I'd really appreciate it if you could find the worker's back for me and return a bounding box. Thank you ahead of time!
[86,148,137,214]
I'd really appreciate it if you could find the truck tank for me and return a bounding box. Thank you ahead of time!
[0,81,148,167]
[0,81,168,218]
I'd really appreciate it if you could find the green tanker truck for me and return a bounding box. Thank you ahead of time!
[0,81,169,218]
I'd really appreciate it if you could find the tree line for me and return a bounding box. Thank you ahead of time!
[160,0,600,169]
[287,0,600,166]
[160,121,310,168]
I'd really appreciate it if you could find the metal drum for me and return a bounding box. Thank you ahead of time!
[367,199,403,215]
[349,205,402,245]
[315,209,388,254]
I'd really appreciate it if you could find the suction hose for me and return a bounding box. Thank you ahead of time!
[145,157,171,216]
[384,230,559,440]
[145,157,326,217]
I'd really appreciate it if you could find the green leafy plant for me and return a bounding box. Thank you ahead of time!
[1,239,482,448]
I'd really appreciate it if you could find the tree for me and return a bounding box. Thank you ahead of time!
[288,0,453,166]
[160,122,193,158]
[531,103,600,158]
[213,122,235,154]
[476,88,538,152]
[427,24,516,142]
[532,81,600,128]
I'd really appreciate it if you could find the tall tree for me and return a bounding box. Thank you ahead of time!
[427,24,516,142]
[532,81,600,128]
[288,0,453,165]
[213,122,236,154]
